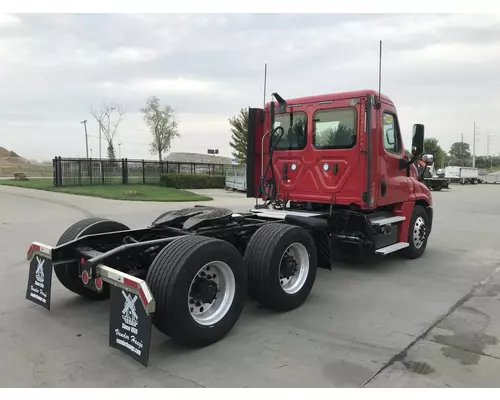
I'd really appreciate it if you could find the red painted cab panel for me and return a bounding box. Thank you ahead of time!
[248,89,432,212]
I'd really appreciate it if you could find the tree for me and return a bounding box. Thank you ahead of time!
[448,141,471,165]
[141,96,179,162]
[423,137,445,168]
[228,108,248,163]
[89,101,126,160]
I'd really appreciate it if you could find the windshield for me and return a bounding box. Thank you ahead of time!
[271,112,307,150]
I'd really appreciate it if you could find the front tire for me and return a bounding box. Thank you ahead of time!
[400,205,429,259]
[244,223,318,311]
[146,235,247,347]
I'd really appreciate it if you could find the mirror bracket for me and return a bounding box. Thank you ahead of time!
[399,158,409,170]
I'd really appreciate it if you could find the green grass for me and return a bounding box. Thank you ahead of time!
[0,178,213,202]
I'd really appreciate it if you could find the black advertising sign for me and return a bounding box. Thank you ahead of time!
[109,285,152,367]
[26,255,53,310]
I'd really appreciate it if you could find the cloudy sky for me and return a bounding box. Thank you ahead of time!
[0,13,499,162]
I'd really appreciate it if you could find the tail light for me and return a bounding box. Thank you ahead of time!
[81,270,90,285]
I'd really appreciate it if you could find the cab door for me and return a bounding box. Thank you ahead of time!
[376,105,411,206]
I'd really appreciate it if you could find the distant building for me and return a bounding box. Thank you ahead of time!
[165,152,233,165]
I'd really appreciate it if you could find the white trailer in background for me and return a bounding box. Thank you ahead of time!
[444,166,479,184]
[482,173,500,184]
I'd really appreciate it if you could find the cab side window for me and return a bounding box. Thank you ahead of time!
[382,113,401,154]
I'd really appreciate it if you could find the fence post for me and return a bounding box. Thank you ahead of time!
[57,156,63,187]
[142,159,145,184]
[89,158,93,185]
[52,157,57,187]
[121,158,125,184]
[124,158,128,184]
[101,159,105,185]
[78,160,82,186]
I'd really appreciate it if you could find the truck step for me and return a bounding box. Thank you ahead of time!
[375,242,409,255]
[370,216,406,226]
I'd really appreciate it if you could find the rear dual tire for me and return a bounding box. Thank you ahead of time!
[54,217,130,300]
[146,235,247,347]
[244,223,318,311]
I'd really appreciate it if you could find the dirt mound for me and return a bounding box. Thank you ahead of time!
[0,146,22,159]
[4,156,30,165]
[0,147,11,158]
[0,157,16,167]
[0,146,31,166]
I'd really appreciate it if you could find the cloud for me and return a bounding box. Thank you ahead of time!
[0,13,499,161]
[0,13,21,27]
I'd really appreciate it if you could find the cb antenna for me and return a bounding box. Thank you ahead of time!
[377,40,382,109]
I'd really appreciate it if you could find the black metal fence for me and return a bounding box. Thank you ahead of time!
[52,157,230,187]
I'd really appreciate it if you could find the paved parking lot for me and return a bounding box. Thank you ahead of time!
[1,184,500,387]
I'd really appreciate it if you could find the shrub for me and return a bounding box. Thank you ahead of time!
[159,173,225,189]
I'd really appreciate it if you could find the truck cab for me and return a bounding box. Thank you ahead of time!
[247,89,433,258]
[247,89,432,210]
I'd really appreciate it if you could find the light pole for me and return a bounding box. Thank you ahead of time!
[81,119,89,159]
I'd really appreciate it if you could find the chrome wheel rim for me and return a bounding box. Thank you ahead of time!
[279,243,309,294]
[413,216,427,249]
[188,261,235,326]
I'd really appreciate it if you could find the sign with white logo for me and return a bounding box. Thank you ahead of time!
[26,255,53,310]
[109,286,152,366]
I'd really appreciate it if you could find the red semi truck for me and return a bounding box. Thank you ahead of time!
[26,89,433,366]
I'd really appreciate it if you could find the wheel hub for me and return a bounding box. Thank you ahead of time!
[190,277,218,304]
[413,216,427,249]
[278,243,310,295]
[280,254,297,279]
[187,261,236,326]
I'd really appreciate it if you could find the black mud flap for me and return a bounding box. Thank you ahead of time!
[26,254,53,310]
[108,284,152,367]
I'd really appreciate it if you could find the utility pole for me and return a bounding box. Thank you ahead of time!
[81,119,89,159]
[460,133,464,166]
[118,143,122,159]
[99,122,102,159]
[472,121,476,168]
[487,132,494,169]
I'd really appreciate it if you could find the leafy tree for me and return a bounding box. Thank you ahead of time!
[141,96,179,162]
[449,141,471,165]
[228,108,249,164]
[423,137,445,168]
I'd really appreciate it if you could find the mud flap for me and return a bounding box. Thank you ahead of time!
[108,283,152,367]
[97,265,155,367]
[26,241,156,367]
[26,253,53,310]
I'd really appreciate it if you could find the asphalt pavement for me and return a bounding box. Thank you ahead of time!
[1,183,500,387]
